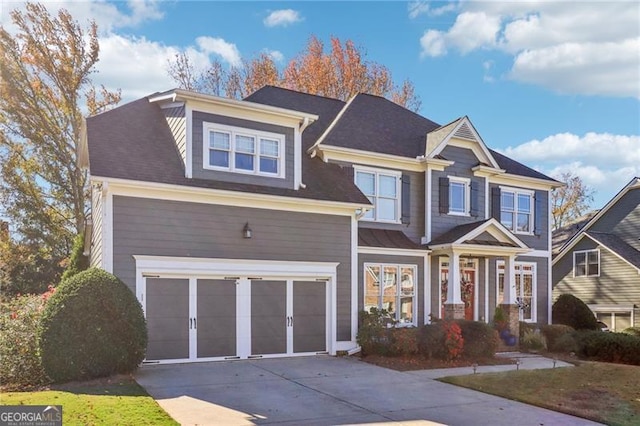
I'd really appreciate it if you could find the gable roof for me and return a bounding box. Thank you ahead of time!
[586,231,640,271]
[86,96,369,205]
[427,218,529,251]
[554,177,640,263]
[552,211,598,255]
[489,149,558,183]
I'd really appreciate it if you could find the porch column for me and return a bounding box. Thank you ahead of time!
[444,250,465,320]
[500,254,520,343]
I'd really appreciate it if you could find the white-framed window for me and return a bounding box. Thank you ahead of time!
[497,261,536,322]
[500,187,534,234]
[203,122,285,178]
[589,305,634,332]
[574,249,599,277]
[449,176,470,216]
[364,263,417,326]
[354,167,401,223]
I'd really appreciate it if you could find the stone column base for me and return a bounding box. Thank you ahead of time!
[500,303,520,344]
[443,303,465,320]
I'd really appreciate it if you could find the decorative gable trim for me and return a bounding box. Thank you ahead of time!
[314,145,453,172]
[426,117,500,169]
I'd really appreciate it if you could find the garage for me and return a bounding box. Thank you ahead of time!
[135,256,337,363]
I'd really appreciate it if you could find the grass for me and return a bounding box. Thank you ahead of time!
[0,375,178,426]
[440,361,640,425]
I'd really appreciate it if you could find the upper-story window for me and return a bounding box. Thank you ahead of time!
[449,176,470,215]
[500,187,533,234]
[355,167,401,222]
[574,249,599,277]
[204,123,284,178]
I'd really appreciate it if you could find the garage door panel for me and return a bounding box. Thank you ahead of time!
[293,281,326,353]
[251,280,287,355]
[197,279,237,358]
[146,278,189,360]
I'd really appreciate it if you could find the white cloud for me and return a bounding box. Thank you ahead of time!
[418,2,640,98]
[263,9,303,28]
[263,49,284,63]
[196,37,242,67]
[408,1,429,19]
[502,132,640,206]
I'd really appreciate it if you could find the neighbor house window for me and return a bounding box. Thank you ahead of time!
[500,187,533,233]
[449,176,470,215]
[574,249,599,277]
[497,261,536,322]
[204,123,284,178]
[355,168,401,222]
[364,263,417,325]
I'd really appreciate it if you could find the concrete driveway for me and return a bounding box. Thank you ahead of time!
[136,356,601,425]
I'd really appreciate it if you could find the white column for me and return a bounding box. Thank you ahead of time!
[446,251,463,304]
[503,255,516,304]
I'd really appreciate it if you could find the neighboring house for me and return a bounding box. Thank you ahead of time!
[84,86,560,364]
[551,211,597,256]
[553,178,640,331]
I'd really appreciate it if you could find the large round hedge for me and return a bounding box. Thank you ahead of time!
[38,268,147,382]
[552,294,598,331]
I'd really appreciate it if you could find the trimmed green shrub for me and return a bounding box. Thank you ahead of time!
[60,233,89,282]
[389,327,419,356]
[552,294,599,330]
[357,308,395,356]
[622,327,640,337]
[520,329,547,352]
[551,332,579,354]
[0,288,55,389]
[575,331,640,365]
[38,268,147,383]
[454,320,499,358]
[418,323,446,359]
[541,324,575,350]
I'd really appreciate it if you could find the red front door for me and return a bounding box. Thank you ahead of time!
[462,270,475,321]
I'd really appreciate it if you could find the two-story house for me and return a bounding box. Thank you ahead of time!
[85,86,560,364]
[553,177,640,331]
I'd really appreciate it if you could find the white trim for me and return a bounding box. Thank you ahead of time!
[354,166,402,223]
[438,257,478,320]
[202,122,285,179]
[425,168,432,243]
[448,176,471,216]
[547,190,553,324]
[424,254,430,324]
[484,259,489,323]
[90,176,369,217]
[185,104,193,178]
[308,95,356,152]
[496,260,538,323]
[484,177,490,219]
[583,233,640,272]
[363,262,418,327]
[351,216,358,344]
[489,173,562,191]
[294,125,302,189]
[572,248,600,278]
[498,186,535,236]
[358,246,429,257]
[428,117,500,169]
[523,250,551,258]
[314,145,452,172]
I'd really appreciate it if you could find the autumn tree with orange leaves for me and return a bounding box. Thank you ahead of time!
[167,35,421,111]
[0,2,120,294]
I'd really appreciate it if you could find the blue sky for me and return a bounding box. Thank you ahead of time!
[3,1,639,208]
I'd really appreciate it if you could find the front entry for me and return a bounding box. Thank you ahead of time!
[462,270,475,321]
[440,259,478,321]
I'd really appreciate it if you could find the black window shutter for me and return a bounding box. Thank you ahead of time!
[470,180,480,217]
[401,174,411,225]
[491,187,501,220]
[439,177,449,214]
[534,192,543,236]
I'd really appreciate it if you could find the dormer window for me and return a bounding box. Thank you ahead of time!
[204,123,284,178]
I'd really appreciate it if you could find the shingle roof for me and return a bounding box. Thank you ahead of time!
[586,231,640,270]
[358,228,423,250]
[86,96,370,205]
[427,220,491,246]
[489,149,558,183]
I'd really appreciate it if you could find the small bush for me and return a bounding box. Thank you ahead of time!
[454,320,498,358]
[442,321,464,360]
[575,331,640,365]
[38,269,147,383]
[60,233,89,282]
[418,323,446,359]
[542,324,575,350]
[552,294,599,330]
[622,327,640,337]
[0,288,55,389]
[357,308,395,356]
[520,329,547,352]
[551,332,579,353]
[492,306,507,331]
[389,327,419,356]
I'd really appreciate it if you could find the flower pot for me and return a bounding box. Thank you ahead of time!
[500,329,511,340]
[506,335,517,346]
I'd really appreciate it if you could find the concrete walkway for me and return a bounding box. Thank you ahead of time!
[136,354,601,426]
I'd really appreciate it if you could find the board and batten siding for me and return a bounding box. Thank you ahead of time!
[553,236,640,327]
[111,195,353,340]
[589,188,640,251]
[191,111,295,189]
[90,185,103,268]
[162,105,187,169]
[431,145,487,241]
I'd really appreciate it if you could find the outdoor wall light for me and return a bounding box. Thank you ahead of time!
[243,222,252,239]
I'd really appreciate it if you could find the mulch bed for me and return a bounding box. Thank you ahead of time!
[358,354,517,371]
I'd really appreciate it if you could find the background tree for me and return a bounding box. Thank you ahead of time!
[167,35,421,111]
[0,2,120,294]
[551,171,595,230]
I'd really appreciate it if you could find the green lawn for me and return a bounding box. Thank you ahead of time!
[0,376,177,426]
[440,361,640,426]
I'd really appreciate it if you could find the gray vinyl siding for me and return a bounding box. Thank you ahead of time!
[358,253,424,324]
[358,169,425,244]
[112,196,353,340]
[191,111,294,189]
[488,183,549,251]
[90,185,103,268]
[553,236,640,327]
[590,188,640,251]
[431,146,487,241]
[163,105,186,169]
